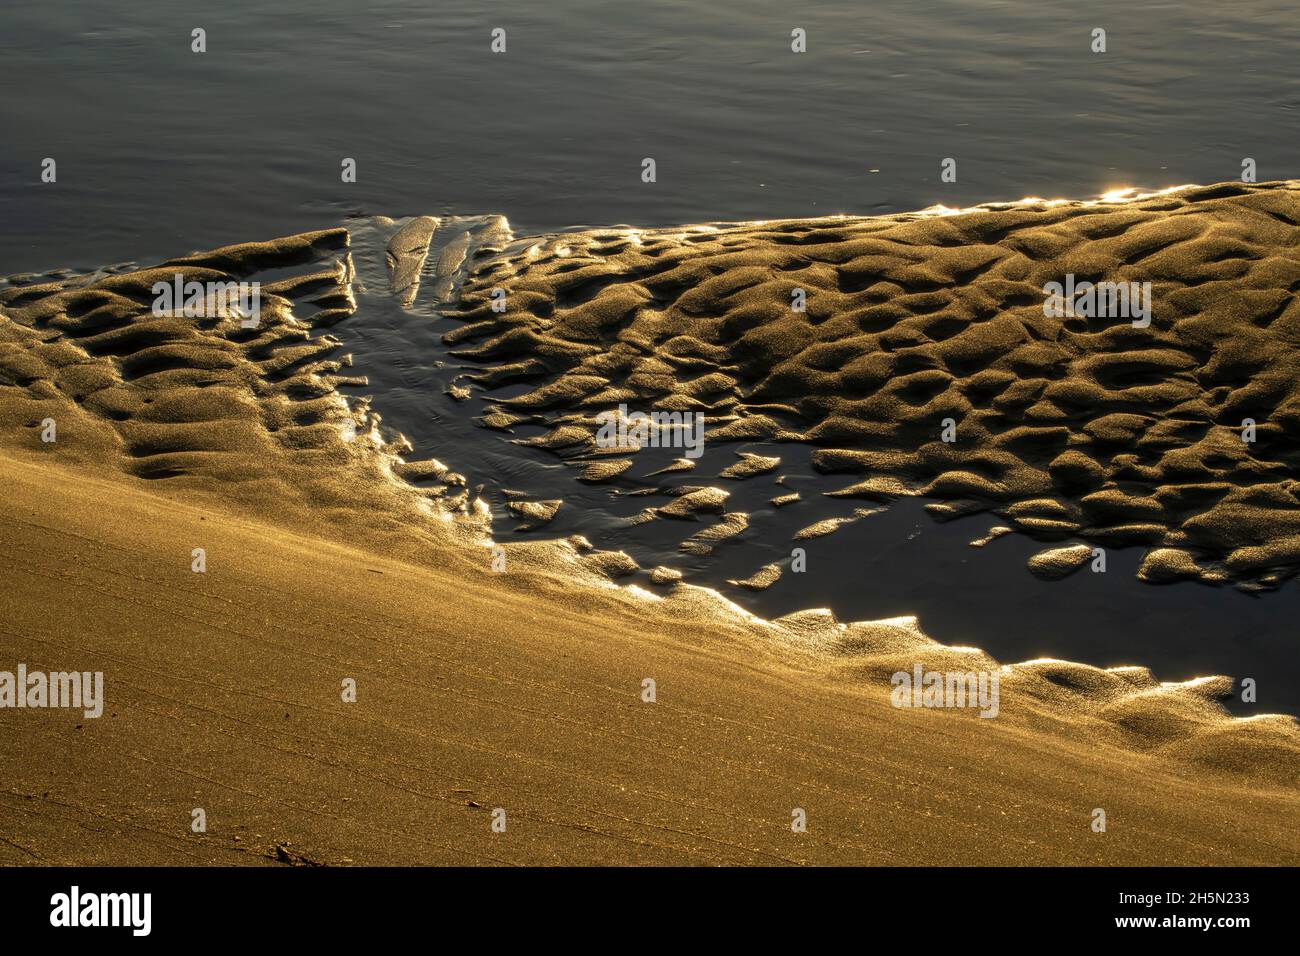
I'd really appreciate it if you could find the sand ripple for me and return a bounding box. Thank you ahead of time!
[441,181,1300,591]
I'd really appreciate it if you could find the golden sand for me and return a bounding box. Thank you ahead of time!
[453,181,1300,590]
[1,184,1298,864]
[2,453,1297,864]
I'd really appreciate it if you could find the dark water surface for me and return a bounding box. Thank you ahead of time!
[3,0,1300,272]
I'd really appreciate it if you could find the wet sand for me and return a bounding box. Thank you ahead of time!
[2,184,1299,864]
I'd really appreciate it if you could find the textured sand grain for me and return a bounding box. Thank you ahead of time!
[1,454,1296,865]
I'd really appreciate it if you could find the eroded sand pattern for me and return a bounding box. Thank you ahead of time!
[443,181,1300,591]
[2,184,1299,821]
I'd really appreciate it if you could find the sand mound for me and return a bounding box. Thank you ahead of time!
[4,453,1296,864]
[0,228,499,565]
[442,181,1300,590]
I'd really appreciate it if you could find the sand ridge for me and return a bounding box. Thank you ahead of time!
[0,227,497,562]
[446,181,1300,591]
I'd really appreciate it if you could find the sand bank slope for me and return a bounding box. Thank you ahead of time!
[1,453,1296,866]
[0,227,492,561]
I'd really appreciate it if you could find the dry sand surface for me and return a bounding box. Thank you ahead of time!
[2,453,1297,865]
[1,183,1299,865]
